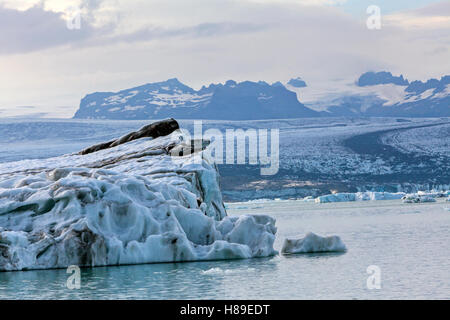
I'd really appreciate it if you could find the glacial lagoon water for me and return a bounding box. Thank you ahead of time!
[1,199,449,300]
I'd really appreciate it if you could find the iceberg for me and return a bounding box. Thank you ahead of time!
[0,119,277,271]
[281,232,347,254]
[315,193,356,203]
[315,191,405,203]
[299,196,316,203]
[312,190,448,204]
[416,191,449,198]
[402,194,437,203]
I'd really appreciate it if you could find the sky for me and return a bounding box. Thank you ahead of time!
[0,0,449,118]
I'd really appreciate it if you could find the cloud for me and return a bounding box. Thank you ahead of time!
[0,4,100,54]
[0,1,270,54]
[247,0,347,5]
[4,0,446,56]
[413,1,450,16]
[89,22,268,47]
[0,0,448,117]
[384,1,450,29]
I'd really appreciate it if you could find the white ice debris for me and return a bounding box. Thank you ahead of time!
[299,196,316,203]
[201,267,256,275]
[416,191,449,198]
[315,193,356,203]
[402,194,437,203]
[0,126,277,271]
[314,191,449,204]
[281,232,347,254]
[315,191,405,203]
[400,190,449,203]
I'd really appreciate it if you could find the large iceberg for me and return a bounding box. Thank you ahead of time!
[281,232,347,254]
[0,120,277,271]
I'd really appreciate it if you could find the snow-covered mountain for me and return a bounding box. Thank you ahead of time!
[73,78,318,120]
[73,72,449,120]
[288,72,450,117]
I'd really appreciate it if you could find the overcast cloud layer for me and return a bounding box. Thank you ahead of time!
[0,0,449,117]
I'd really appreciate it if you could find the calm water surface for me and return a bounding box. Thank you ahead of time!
[1,199,449,300]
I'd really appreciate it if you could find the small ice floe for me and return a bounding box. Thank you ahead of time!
[281,232,347,255]
[315,193,356,203]
[417,191,449,198]
[299,196,316,203]
[201,267,234,275]
[201,267,256,275]
[402,194,437,203]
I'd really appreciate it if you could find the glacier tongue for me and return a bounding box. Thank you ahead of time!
[0,121,277,271]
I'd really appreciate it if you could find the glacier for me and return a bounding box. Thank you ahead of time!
[0,120,277,271]
[281,232,347,254]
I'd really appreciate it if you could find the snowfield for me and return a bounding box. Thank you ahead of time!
[0,124,277,271]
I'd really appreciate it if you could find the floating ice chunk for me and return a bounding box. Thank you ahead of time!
[315,193,356,203]
[315,192,405,203]
[417,191,448,198]
[355,192,405,201]
[281,232,347,254]
[315,190,448,204]
[201,267,231,275]
[201,267,256,275]
[299,196,316,203]
[402,194,437,203]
